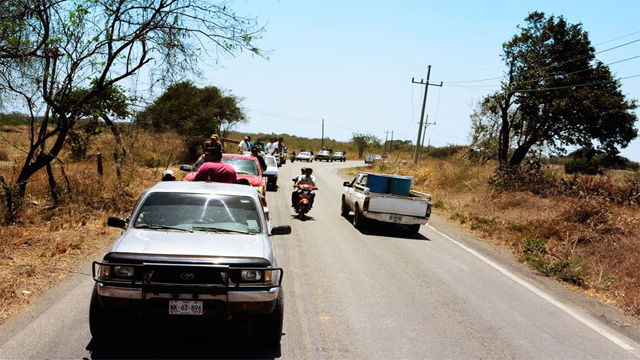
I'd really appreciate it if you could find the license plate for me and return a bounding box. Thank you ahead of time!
[169,300,203,315]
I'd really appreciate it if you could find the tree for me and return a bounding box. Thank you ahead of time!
[135,81,246,156]
[351,133,380,158]
[0,0,262,222]
[487,12,637,167]
[468,99,503,164]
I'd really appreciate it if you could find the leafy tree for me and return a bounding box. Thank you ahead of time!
[136,81,246,157]
[468,99,503,164]
[351,132,380,158]
[487,12,638,167]
[0,0,262,222]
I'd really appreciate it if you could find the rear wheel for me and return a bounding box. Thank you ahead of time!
[353,204,367,229]
[254,288,284,347]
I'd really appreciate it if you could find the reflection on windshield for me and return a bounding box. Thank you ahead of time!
[133,193,261,233]
[265,157,277,167]
[222,158,259,175]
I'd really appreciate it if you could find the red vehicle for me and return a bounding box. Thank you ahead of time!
[293,184,318,220]
[181,154,266,196]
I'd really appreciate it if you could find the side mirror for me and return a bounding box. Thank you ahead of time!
[343,181,351,187]
[107,217,126,229]
[270,225,291,235]
[179,164,192,172]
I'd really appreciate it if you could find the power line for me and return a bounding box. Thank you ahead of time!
[444,37,640,85]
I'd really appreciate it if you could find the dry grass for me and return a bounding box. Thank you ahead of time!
[0,128,185,324]
[371,155,640,318]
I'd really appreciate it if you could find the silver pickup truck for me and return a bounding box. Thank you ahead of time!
[341,172,432,233]
[90,181,290,346]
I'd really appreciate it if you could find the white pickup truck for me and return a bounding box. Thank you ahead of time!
[341,172,432,233]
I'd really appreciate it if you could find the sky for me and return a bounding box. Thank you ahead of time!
[191,0,640,161]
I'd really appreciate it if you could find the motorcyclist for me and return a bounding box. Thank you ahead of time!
[292,167,317,208]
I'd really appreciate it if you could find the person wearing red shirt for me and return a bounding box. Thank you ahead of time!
[194,148,238,183]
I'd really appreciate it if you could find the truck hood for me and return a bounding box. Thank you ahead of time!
[110,229,267,258]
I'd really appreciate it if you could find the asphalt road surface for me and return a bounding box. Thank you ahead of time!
[1,160,640,359]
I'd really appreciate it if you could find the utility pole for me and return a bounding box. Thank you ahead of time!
[383,130,391,152]
[389,131,394,153]
[321,119,324,148]
[412,65,442,165]
[419,115,435,159]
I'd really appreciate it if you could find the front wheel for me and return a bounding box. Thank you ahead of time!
[89,285,118,341]
[341,197,350,217]
[254,288,284,346]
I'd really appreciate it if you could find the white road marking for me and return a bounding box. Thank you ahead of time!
[427,224,637,353]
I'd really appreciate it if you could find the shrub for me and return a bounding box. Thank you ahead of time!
[565,157,602,175]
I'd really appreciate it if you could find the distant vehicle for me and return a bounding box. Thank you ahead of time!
[315,150,333,162]
[364,153,375,164]
[180,154,266,196]
[90,181,290,346]
[341,172,432,233]
[333,152,346,162]
[374,155,383,162]
[263,155,279,191]
[295,151,313,162]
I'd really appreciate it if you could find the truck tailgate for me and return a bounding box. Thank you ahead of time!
[368,195,429,217]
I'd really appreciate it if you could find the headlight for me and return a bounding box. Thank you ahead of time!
[113,265,135,278]
[241,270,263,281]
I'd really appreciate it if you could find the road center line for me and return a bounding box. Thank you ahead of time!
[427,224,637,353]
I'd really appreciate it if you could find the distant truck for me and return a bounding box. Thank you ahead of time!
[315,150,333,162]
[341,172,432,233]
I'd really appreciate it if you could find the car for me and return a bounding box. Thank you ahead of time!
[315,150,333,162]
[90,181,291,346]
[333,151,346,162]
[295,151,313,162]
[180,154,267,196]
[263,155,279,191]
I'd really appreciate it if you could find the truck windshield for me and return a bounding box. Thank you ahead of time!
[133,193,262,234]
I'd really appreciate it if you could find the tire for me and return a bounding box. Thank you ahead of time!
[353,204,367,229]
[341,197,350,217]
[89,285,117,341]
[408,224,421,234]
[254,288,284,347]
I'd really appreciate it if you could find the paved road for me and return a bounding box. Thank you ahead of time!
[1,160,639,359]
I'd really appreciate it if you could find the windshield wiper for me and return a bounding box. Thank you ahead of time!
[191,226,250,234]
[136,224,193,233]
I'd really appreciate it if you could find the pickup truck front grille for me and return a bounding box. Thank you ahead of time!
[144,264,227,286]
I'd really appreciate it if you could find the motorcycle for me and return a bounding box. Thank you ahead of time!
[293,184,317,220]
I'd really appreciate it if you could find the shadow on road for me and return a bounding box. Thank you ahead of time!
[343,216,431,241]
[86,321,281,359]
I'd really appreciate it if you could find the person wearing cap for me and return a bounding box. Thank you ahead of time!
[161,169,176,181]
[203,133,224,153]
[193,148,237,183]
[238,136,251,153]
